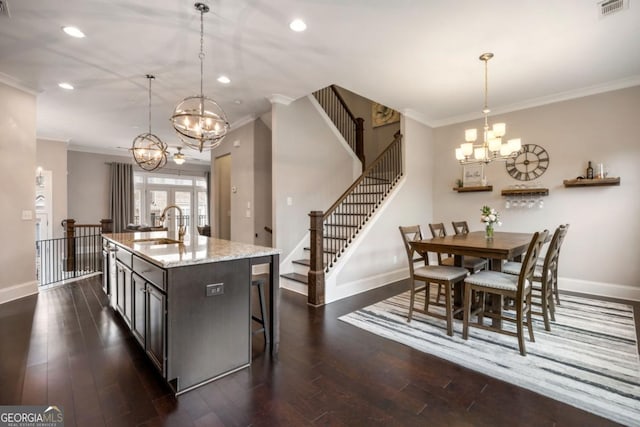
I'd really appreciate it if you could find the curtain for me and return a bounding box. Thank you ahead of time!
[205,170,211,226]
[109,162,134,232]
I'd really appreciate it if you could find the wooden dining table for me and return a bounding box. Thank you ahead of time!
[409,231,534,273]
[409,231,534,324]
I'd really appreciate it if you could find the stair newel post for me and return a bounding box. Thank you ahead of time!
[308,211,325,306]
[100,219,113,233]
[62,218,76,272]
[356,117,365,170]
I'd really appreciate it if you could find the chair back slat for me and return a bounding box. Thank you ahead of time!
[399,225,423,275]
[428,223,449,264]
[517,230,549,300]
[451,221,470,235]
[541,224,569,287]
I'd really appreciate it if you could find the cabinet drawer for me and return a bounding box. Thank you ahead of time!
[133,256,166,291]
[115,246,133,268]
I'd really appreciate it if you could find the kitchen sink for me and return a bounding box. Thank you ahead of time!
[132,238,181,245]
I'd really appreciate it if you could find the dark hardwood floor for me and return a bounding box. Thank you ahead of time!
[1,276,637,426]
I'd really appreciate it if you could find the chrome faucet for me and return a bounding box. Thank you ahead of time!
[159,205,186,242]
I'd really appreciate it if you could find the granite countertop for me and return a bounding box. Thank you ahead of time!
[103,231,280,269]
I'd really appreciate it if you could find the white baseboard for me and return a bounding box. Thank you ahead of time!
[560,277,640,302]
[326,268,409,304]
[0,280,39,305]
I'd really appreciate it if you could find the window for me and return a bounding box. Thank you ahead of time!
[134,171,209,237]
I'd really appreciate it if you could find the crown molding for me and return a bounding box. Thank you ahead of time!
[230,114,257,130]
[268,94,295,105]
[0,72,39,95]
[431,76,640,128]
[400,108,434,128]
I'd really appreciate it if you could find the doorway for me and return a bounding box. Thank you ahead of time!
[215,154,231,240]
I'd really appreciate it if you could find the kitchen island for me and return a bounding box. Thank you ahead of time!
[102,231,280,395]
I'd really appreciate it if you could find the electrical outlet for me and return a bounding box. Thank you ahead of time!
[205,283,224,297]
[393,255,398,264]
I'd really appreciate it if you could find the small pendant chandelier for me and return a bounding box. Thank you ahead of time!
[131,74,168,171]
[170,2,230,152]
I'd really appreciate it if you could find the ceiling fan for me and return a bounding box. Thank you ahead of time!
[116,145,198,166]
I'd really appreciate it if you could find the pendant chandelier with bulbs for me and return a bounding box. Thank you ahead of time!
[455,53,521,165]
[131,74,168,171]
[170,2,230,152]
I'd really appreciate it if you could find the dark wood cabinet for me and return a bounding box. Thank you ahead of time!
[131,273,147,346]
[116,261,132,326]
[147,284,166,374]
[131,271,166,374]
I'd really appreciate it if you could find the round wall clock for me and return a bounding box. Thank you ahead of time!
[505,143,549,181]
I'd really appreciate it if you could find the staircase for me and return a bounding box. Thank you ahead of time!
[281,134,403,305]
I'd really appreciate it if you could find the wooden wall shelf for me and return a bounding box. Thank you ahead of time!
[453,185,493,193]
[563,177,620,187]
[501,188,549,196]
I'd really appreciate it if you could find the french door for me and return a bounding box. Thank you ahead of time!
[146,188,193,237]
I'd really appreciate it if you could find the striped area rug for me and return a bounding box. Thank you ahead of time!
[339,291,640,426]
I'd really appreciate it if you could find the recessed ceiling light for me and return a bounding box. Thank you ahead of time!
[233,99,242,105]
[62,26,85,38]
[217,75,231,84]
[289,19,307,32]
[58,82,74,90]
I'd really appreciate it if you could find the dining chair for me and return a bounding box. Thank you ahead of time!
[399,225,468,336]
[462,230,548,356]
[501,225,569,330]
[428,222,488,273]
[451,220,470,235]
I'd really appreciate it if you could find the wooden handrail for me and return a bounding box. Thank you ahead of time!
[329,85,357,122]
[308,132,403,305]
[313,85,365,168]
[323,133,402,221]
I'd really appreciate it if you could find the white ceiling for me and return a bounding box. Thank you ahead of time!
[1,0,639,162]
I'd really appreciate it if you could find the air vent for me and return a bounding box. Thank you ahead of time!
[599,0,628,17]
[0,0,10,17]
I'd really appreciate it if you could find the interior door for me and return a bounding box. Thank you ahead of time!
[215,154,231,240]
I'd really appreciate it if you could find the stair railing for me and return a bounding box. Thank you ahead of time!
[312,85,365,168]
[308,133,403,305]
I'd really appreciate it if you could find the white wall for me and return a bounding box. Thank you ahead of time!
[326,116,434,302]
[36,138,68,238]
[0,81,38,304]
[432,86,640,300]
[272,96,360,260]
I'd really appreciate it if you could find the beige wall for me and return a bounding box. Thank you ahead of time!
[433,86,640,299]
[0,81,38,303]
[327,116,434,302]
[209,118,272,245]
[272,96,360,260]
[211,122,256,243]
[36,138,68,238]
[334,86,400,167]
[253,119,273,247]
[68,150,210,224]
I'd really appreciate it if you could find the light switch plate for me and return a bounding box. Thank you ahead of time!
[21,210,33,220]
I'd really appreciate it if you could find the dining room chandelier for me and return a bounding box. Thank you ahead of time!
[170,2,230,152]
[131,74,168,171]
[455,53,521,165]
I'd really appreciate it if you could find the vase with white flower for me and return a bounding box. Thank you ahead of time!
[481,205,501,239]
